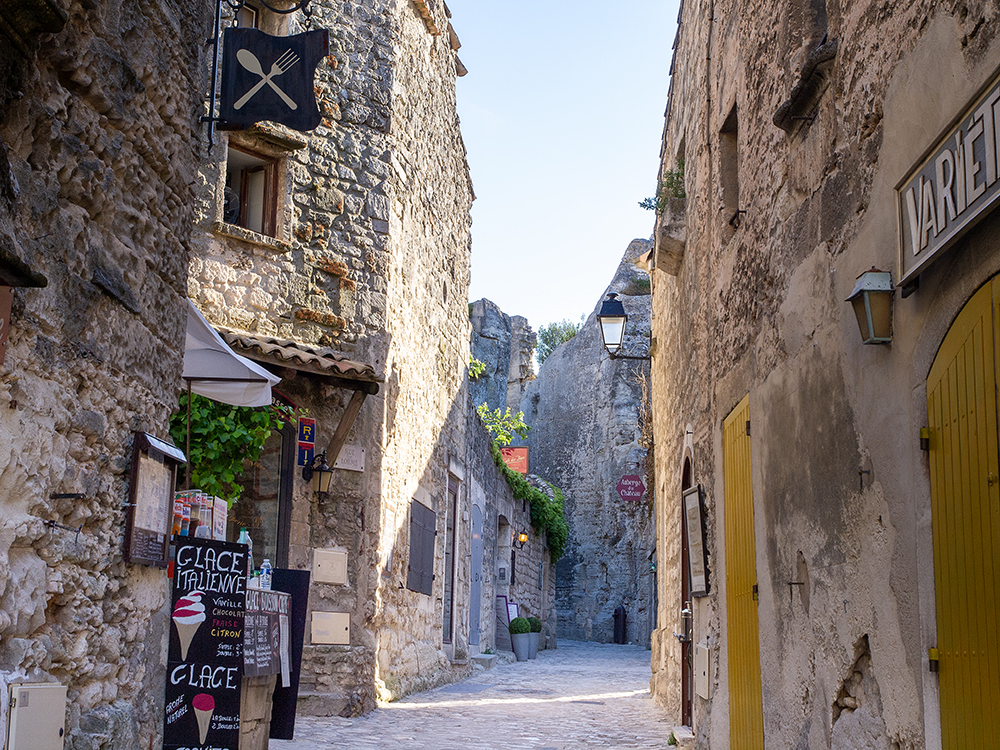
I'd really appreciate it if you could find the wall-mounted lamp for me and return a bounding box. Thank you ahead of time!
[302,449,334,495]
[513,531,528,549]
[596,293,651,360]
[846,268,894,345]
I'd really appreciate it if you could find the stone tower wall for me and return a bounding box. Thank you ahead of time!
[0,1,211,746]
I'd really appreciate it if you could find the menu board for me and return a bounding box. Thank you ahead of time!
[243,588,290,679]
[164,537,247,750]
[125,432,185,567]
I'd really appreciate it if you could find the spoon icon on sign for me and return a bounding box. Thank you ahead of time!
[234,48,299,110]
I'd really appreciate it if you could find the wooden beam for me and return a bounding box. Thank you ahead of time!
[326,389,368,466]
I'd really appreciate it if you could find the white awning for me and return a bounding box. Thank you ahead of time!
[182,300,280,407]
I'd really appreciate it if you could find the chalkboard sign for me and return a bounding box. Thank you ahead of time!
[243,588,289,678]
[125,432,185,567]
[164,537,247,750]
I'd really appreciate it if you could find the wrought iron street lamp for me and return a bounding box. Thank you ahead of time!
[596,293,651,360]
[302,449,334,495]
[846,268,894,345]
[513,531,528,549]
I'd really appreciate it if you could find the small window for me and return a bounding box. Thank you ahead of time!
[720,105,740,235]
[225,145,278,237]
[407,500,436,596]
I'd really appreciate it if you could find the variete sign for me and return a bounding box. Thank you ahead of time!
[164,538,247,750]
[616,474,646,502]
[897,70,1000,286]
[220,28,329,132]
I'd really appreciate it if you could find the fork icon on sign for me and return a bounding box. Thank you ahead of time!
[234,48,299,110]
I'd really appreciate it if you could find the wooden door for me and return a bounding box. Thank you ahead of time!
[724,395,764,749]
[926,279,1000,749]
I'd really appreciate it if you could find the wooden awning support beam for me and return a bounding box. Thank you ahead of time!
[326,388,368,466]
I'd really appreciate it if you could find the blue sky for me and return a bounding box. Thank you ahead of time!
[448,1,680,331]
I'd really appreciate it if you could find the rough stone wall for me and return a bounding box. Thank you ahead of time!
[0,0,210,746]
[465,407,556,652]
[520,240,655,647]
[186,0,473,716]
[469,300,536,414]
[650,1,1000,748]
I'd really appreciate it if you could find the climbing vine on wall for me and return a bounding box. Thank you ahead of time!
[488,441,569,561]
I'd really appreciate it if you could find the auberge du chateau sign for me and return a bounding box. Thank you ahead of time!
[897,70,1000,286]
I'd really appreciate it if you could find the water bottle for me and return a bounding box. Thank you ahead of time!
[260,559,272,590]
[238,527,254,578]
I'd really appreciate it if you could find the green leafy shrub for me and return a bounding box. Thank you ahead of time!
[469,356,487,380]
[508,617,530,635]
[640,159,686,214]
[527,616,542,633]
[169,392,296,506]
[476,403,530,446]
[536,317,583,365]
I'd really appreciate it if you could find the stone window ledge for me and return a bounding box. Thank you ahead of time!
[212,221,291,253]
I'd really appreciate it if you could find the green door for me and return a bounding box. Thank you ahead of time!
[926,279,1000,749]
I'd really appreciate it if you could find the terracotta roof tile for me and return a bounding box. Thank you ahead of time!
[218,329,380,383]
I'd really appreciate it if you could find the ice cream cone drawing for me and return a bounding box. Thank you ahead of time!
[172,591,206,661]
[192,693,214,744]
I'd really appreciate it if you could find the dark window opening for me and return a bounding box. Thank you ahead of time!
[229,418,295,569]
[720,105,740,237]
[225,145,279,237]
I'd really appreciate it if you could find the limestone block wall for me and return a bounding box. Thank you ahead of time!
[188,0,474,713]
[469,300,537,415]
[465,408,556,652]
[520,240,655,647]
[0,1,210,746]
[650,1,1000,747]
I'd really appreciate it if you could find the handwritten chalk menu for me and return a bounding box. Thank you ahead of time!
[244,588,290,678]
[125,432,185,567]
[164,537,247,750]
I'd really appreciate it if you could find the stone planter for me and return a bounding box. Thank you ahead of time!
[528,632,539,659]
[511,633,531,662]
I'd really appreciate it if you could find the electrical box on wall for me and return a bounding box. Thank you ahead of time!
[311,611,350,645]
[313,548,348,585]
[497,562,508,583]
[695,644,711,700]
[7,683,68,750]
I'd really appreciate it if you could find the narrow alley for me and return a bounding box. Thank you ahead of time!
[272,642,677,750]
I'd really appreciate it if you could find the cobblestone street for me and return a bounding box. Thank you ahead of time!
[273,641,678,749]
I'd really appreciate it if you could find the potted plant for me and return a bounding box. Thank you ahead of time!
[527,616,542,659]
[508,617,531,662]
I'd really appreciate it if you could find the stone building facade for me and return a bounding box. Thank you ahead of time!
[0,1,212,747]
[649,2,1000,749]
[186,0,554,720]
[520,240,656,647]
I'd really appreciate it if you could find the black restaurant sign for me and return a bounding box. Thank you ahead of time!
[164,537,247,750]
[220,28,329,132]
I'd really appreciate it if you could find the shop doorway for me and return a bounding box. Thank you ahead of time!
[680,458,693,727]
[723,394,764,750]
[469,504,483,646]
[926,278,1000,748]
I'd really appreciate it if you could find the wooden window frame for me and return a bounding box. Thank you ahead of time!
[227,144,279,238]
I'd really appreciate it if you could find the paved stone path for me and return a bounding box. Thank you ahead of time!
[272,640,678,749]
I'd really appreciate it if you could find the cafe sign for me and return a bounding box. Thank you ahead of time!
[897,69,1000,286]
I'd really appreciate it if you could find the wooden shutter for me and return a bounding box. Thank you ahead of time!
[407,500,436,596]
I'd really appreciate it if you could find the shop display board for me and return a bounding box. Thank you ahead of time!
[269,569,310,741]
[163,537,248,750]
[125,432,185,567]
[243,588,289,679]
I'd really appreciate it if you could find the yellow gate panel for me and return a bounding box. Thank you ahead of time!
[724,394,764,750]
[927,278,1000,750]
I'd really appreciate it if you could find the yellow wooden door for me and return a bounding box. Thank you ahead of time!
[724,394,764,750]
[927,279,1000,749]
